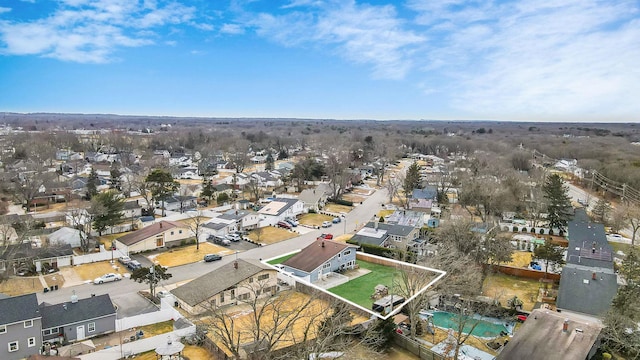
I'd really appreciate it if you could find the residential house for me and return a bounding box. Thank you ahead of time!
[122,200,143,219]
[114,220,192,254]
[349,226,389,247]
[172,259,278,315]
[158,195,197,213]
[556,209,618,316]
[297,184,331,212]
[47,227,83,248]
[350,214,423,254]
[0,293,42,360]
[201,218,236,238]
[0,243,73,275]
[411,187,438,201]
[218,210,260,231]
[280,239,359,283]
[257,198,304,226]
[250,171,282,188]
[496,309,602,360]
[40,294,116,344]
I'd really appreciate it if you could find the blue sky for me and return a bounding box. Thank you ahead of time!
[0,0,639,122]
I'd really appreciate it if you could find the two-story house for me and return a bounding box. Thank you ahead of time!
[218,209,260,232]
[257,198,304,226]
[40,294,116,344]
[0,293,42,360]
[280,239,359,283]
[171,259,278,315]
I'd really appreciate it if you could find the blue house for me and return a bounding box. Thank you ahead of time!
[281,239,359,283]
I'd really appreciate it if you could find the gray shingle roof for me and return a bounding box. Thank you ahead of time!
[366,222,414,237]
[496,309,602,360]
[172,259,275,306]
[116,220,184,246]
[566,209,613,269]
[40,294,115,329]
[0,293,40,325]
[556,266,618,316]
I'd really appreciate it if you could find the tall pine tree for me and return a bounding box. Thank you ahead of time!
[543,173,572,230]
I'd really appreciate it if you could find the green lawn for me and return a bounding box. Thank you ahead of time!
[328,260,400,309]
[267,253,297,265]
[609,241,637,255]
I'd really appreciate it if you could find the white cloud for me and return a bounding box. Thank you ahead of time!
[0,7,11,14]
[220,23,244,34]
[0,0,196,63]
[245,0,424,79]
[407,0,640,119]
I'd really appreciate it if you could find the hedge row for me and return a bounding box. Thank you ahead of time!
[329,198,354,206]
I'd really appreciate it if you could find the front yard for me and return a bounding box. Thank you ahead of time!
[0,273,63,296]
[324,203,353,214]
[298,213,333,227]
[152,242,234,267]
[74,261,127,281]
[246,226,298,245]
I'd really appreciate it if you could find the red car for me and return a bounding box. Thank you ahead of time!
[277,221,292,230]
[318,233,333,240]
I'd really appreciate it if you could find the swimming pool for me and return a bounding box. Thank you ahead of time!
[420,311,510,338]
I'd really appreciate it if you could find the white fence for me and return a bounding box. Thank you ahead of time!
[80,298,193,360]
[79,326,196,360]
[116,298,182,332]
[72,249,128,266]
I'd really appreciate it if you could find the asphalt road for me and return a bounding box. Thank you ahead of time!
[37,187,389,305]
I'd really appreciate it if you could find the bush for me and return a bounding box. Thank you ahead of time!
[308,209,317,213]
[329,198,353,206]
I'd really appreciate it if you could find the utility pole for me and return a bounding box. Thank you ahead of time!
[149,265,155,297]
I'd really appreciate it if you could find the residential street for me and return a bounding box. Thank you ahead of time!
[37,187,389,305]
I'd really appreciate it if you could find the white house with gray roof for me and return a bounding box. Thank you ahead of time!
[218,210,260,231]
[258,198,304,226]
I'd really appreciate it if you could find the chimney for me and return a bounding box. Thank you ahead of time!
[592,272,597,280]
[233,261,238,269]
[71,290,78,303]
[322,240,325,248]
[563,319,569,332]
[63,304,67,310]
[374,216,379,230]
[159,222,163,229]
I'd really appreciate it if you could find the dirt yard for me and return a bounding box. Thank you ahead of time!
[112,345,214,360]
[152,242,233,267]
[246,226,298,245]
[377,209,395,218]
[342,194,365,203]
[324,203,353,214]
[74,261,127,281]
[298,213,333,227]
[482,273,542,311]
[505,251,533,268]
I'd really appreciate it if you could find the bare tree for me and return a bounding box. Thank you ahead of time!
[626,203,640,246]
[66,206,93,254]
[185,210,206,251]
[384,173,401,205]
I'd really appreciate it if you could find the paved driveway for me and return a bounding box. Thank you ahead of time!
[111,292,158,319]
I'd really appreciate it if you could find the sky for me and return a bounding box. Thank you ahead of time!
[0,0,639,122]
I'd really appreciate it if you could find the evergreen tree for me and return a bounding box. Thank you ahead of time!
[542,174,572,230]
[265,153,274,171]
[110,166,122,191]
[533,238,565,275]
[145,169,178,217]
[592,198,611,224]
[200,178,215,204]
[131,264,172,297]
[91,190,124,236]
[86,168,99,199]
[402,161,421,206]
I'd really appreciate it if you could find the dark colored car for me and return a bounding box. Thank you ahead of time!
[204,254,222,262]
[127,260,142,271]
[277,221,292,230]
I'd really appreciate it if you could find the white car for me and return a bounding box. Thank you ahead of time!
[322,221,332,228]
[94,273,123,284]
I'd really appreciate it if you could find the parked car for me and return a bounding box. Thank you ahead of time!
[285,217,299,227]
[332,217,341,224]
[322,221,332,228]
[204,254,222,262]
[226,233,242,242]
[157,290,172,298]
[318,233,333,240]
[118,256,132,265]
[208,234,231,246]
[94,273,123,284]
[277,221,292,230]
[127,260,142,271]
